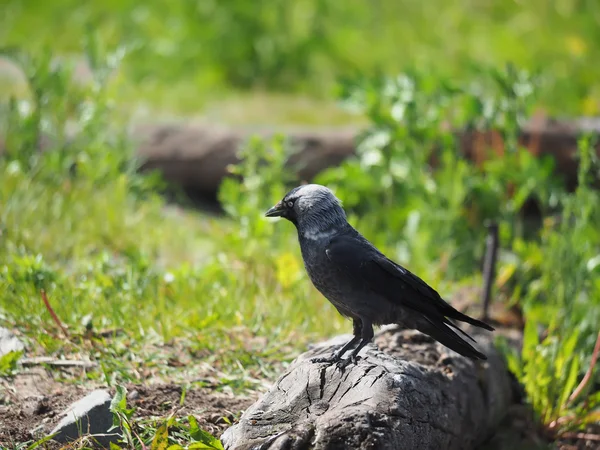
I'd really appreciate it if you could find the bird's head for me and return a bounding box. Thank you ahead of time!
[265,184,347,232]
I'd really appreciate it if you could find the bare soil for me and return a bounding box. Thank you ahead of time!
[0,369,256,448]
[0,339,597,450]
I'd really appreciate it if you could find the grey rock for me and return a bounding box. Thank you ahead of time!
[0,326,25,357]
[49,389,120,447]
[221,327,513,450]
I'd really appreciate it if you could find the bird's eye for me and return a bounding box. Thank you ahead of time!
[287,200,294,208]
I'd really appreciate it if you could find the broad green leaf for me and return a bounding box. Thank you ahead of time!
[110,385,128,413]
[151,423,170,450]
[188,416,223,449]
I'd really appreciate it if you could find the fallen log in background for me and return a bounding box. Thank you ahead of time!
[132,123,357,195]
[221,326,513,450]
[134,116,600,198]
[2,116,599,199]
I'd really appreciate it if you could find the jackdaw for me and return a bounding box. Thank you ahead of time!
[265,184,494,367]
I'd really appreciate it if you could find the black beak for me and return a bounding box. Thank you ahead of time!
[265,202,284,218]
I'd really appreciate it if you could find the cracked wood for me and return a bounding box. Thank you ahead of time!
[221,326,513,450]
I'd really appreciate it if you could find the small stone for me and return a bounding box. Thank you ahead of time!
[22,395,49,416]
[0,327,25,357]
[127,390,140,400]
[48,389,121,447]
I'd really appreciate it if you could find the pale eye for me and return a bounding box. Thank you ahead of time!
[287,201,294,208]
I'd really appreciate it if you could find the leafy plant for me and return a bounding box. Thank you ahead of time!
[318,66,558,278]
[218,133,296,250]
[501,136,600,434]
[0,349,23,376]
[110,385,137,447]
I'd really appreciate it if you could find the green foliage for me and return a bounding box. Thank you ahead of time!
[318,66,560,278]
[0,350,22,376]
[218,134,295,249]
[187,416,224,450]
[506,321,581,428]
[141,416,224,450]
[1,6,599,443]
[106,386,224,449]
[2,0,600,115]
[0,42,340,394]
[2,39,124,176]
[110,385,137,447]
[502,136,600,432]
[317,67,599,433]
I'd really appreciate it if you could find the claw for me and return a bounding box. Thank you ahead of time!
[335,355,359,371]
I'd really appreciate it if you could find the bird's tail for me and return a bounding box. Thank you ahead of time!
[417,317,488,360]
[445,307,495,331]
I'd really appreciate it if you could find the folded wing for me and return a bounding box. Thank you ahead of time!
[326,233,493,360]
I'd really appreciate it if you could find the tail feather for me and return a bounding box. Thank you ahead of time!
[443,317,477,343]
[445,308,495,332]
[418,317,488,360]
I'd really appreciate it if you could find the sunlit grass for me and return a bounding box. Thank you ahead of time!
[0,160,348,390]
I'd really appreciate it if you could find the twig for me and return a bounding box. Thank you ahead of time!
[548,414,574,430]
[481,222,499,321]
[20,357,97,368]
[40,289,69,337]
[568,330,600,405]
[73,328,124,339]
[559,432,600,442]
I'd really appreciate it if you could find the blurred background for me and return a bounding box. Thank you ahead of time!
[2,0,600,119]
[1,1,599,448]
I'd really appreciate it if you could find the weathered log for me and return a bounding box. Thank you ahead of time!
[132,123,356,194]
[221,326,513,450]
[134,117,600,197]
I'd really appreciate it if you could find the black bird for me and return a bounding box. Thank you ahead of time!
[265,184,494,367]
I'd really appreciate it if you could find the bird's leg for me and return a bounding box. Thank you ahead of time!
[336,320,374,369]
[311,318,362,364]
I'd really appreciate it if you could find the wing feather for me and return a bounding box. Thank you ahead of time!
[326,233,493,331]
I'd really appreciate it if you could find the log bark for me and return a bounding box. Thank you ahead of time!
[221,326,513,450]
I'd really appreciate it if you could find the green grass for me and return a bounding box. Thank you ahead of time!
[0,150,346,388]
[0,50,346,399]
[1,0,600,120]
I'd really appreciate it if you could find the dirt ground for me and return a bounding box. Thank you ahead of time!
[1,350,598,449]
[0,369,256,448]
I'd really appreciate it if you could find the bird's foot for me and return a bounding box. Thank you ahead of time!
[335,354,359,371]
